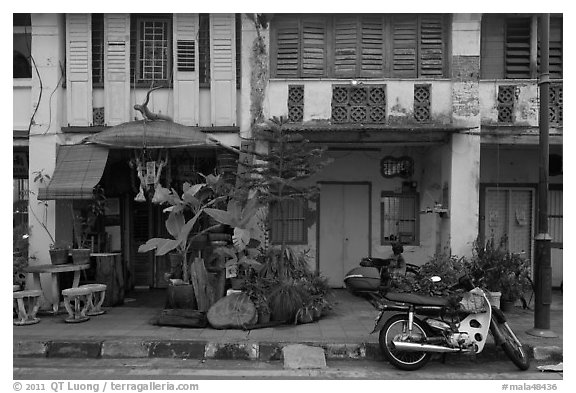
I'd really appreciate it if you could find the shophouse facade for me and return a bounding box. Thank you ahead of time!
[13,13,562,297]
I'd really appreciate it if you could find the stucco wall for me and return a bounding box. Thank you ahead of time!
[480,81,540,126]
[298,147,448,269]
[265,80,453,124]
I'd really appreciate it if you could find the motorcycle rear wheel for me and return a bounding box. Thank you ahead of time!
[499,321,530,370]
[379,314,432,371]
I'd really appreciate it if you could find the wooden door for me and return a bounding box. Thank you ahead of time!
[319,183,370,287]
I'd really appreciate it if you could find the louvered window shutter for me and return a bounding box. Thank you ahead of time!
[301,17,327,78]
[549,17,563,79]
[104,14,131,125]
[418,15,445,77]
[392,15,418,78]
[210,14,236,126]
[505,17,531,79]
[360,16,384,77]
[334,16,358,78]
[66,14,93,126]
[274,19,300,78]
[173,14,199,126]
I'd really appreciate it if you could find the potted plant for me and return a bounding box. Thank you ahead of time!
[138,180,225,311]
[498,252,532,311]
[49,241,70,265]
[69,204,91,265]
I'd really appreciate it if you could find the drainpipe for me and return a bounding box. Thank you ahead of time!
[527,13,558,338]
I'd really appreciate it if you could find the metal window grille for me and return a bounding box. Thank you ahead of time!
[91,14,104,85]
[414,84,431,123]
[288,85,304,122]
[549,83,563,125]
[13,178,29,230]
[270,199,306,244]
[137,18,170,81]
[380,156,414,178]
[381,193,418,245]
[198,14,210,86]
[497,85,516,123]
[331,85,386,124]
[548,189,562,245]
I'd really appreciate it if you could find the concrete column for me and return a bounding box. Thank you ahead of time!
[28,14,65,273]
[449,14,482,258]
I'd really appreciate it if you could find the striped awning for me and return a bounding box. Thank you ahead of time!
[37,145,109,200]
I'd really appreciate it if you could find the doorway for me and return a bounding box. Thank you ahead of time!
[319,183,371,288]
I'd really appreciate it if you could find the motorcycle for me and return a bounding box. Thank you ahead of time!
[371,275,530,371]
[344,257,420,293]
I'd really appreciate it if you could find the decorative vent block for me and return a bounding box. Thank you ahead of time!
[93,107,105,126]
[288,85,304,123]
[331,85,386,124]
[497,85,516,123]
[414,84,431,123]
[549,84,563,125]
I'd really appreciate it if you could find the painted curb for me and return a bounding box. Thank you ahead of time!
[14,339,562,363]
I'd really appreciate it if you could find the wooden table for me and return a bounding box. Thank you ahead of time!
[24,263,90,314]
[91,253,124,306]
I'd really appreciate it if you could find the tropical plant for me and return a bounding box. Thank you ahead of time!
[236,116,331,272]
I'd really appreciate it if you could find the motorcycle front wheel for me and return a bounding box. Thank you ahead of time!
[379,314,432,371]
[499,321,530,370]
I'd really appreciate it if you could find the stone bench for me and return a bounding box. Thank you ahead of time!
[13,289,42,326]
[61,287,93,323]
[79,283,107,316]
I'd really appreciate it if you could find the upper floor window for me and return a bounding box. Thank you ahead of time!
[13,13,31,79]
[130,14,172,85]
[271,14,449,79]
[481,14,562,79]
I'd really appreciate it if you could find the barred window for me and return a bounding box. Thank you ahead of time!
[130,15,172,84]
[381,192,418,245]
[91,14,104,86]
[270,199,307,244]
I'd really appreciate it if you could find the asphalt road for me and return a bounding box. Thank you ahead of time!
[13,357,563,381]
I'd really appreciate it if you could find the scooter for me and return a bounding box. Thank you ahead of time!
[371,275,530,371]
[344,257,420,294]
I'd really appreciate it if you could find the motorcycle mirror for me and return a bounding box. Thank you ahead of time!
[430,276,442,283]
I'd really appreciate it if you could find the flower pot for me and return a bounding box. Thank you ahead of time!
[71,249,91,265]
[257,310,271,324]
[487,291,502,309]
[166,283,197,309]
[49,249,69,265]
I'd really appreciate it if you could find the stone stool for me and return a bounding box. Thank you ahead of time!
[61,287,92,323]
[80,284,107,316]
[13,289,42,326]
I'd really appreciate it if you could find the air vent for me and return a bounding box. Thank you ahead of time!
[177,40,195,72]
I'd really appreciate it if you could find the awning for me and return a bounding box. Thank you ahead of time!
[83,120,216,149]
[37,145,109,200]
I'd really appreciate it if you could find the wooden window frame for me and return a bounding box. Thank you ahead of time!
[269,198,308,245]
[271,14,449,79]
[130,14,173,87]
[380,192,419,246]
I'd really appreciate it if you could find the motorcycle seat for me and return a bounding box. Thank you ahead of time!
[385,292,449,307]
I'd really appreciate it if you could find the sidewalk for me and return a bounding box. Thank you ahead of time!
[13,289,563,363]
